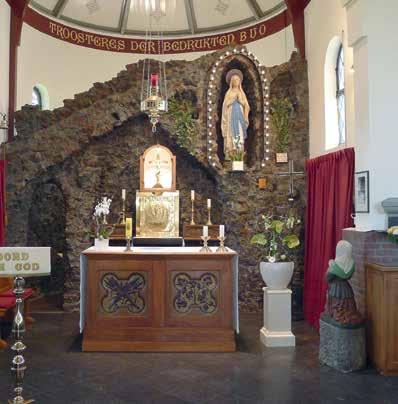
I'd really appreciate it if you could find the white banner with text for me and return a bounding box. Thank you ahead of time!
[0,247,51,277]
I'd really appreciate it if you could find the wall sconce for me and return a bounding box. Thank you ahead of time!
[350,65,355,74]
[0,113,8,130]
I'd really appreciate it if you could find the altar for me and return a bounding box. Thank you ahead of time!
[80,246,239,352]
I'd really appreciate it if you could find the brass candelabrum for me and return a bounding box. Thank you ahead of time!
[9,277,34,404]
[199,236,212,253]
[216,236,228,253]
[190,199,195,225]
[206,207,212,225]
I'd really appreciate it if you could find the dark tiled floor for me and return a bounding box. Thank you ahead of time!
[1,313,397,403]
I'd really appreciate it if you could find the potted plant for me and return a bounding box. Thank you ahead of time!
[251,213,301,289]
[92,197,114,249]
[230,148,245,171]
[270,98,293,164]
[387,226,398,243]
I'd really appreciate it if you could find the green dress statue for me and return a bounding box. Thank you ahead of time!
[322,240,363,327]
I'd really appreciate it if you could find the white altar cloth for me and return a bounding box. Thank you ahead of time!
[79,246,239,333]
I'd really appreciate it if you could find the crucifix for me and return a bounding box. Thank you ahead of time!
[275,160,305,201]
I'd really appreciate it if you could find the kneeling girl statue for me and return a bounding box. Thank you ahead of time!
[323,240,363,327]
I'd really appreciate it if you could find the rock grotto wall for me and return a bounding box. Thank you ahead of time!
[3,48,309,313]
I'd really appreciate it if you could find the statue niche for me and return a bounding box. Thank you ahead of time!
[214,55,264,168]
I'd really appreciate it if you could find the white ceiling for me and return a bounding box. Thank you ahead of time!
[30,0,286,37]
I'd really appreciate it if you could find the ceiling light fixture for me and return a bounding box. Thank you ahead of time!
[86,0,100,15]
[138,0,176,133]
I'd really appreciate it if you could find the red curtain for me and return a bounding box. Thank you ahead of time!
[0,160,6,246]
[304,148,355,328]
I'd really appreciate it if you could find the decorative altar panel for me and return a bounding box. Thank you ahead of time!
[165,259,232,329]
[97,260,153,327]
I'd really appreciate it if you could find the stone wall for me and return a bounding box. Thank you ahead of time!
[3,49,309,312]
[343,229,398,314]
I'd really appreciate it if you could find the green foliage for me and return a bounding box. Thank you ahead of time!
[88,224,114,241]
[283,234,300,249]
[250,213,301,263]
[230,148,245,162]
[168,97,197,153]
[271,220,284,234]
[270,98,294,153]
[250,233,267,246]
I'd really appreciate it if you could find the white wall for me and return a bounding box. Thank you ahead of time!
[305,0,355,158]
[345,0,398,230]
[17,22,295,110]
[306,0,398,230]
[0,1,10,143]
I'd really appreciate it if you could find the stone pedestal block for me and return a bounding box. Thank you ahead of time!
[319,317,366,373]
[260,287,295,347]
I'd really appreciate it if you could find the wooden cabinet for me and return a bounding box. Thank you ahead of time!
[81,248,237,352]
[366,263,398,375]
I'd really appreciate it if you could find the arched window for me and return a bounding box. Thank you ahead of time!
[31,84,50,110]
[32,86,43,109]
[336,44,346,145]
[324,38,346,150]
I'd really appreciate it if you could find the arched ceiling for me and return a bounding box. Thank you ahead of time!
[29,0,286,37]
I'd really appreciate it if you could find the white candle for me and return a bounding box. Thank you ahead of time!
[122,189,126,200]
[191,190,195,201]
[207,199,211,208]
[203,226,208,237]
[219,225,225,238]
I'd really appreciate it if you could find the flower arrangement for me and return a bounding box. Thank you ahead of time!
[92,197,114,240]
[387,226,398,243]
[250,213,301,263]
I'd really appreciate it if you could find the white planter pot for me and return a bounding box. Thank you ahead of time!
[232,161,244,171]
[260,261,294,290]
[94,238,109,249]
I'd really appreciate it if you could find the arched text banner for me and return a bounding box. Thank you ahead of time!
[24,7,291,55]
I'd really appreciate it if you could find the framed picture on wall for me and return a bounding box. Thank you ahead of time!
[355,171,370,213]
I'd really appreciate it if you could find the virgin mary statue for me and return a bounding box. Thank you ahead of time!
[221,69,250,159]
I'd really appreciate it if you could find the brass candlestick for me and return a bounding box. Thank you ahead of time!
[206,207,212,225]
[120,199,126,224]
[216,236,228,253]
[125,237,132,252]
[199,236,212,253]
[190,200,195,225]
[9,277,34,404]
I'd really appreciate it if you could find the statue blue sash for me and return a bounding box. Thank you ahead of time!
[231,100,248,144]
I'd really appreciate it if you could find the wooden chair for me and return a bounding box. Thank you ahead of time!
[0,277,34,349]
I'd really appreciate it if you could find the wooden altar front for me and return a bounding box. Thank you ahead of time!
[81,247,238,352]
